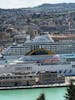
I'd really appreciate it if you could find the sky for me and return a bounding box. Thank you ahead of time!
[0,0,75,9]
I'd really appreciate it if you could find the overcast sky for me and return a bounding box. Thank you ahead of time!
[0,0,75,9]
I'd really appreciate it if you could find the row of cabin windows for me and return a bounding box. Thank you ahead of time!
[0,75,33,80]
[16,67,32,70]
[59,69,72,74]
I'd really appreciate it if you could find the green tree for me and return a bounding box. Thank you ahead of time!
[37,93,45,100]
[64,81,75,100]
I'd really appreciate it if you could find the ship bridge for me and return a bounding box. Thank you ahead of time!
[25,34,54,43]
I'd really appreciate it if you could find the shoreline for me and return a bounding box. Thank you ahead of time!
[0,83,69,90]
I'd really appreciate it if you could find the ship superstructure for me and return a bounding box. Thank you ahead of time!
[2,34,75,56]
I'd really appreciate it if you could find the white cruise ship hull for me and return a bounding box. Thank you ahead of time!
[0,61,75,76]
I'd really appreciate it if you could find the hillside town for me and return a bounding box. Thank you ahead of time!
[0,3,75,48]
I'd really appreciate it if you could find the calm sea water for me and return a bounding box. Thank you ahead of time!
[0,87,67,100]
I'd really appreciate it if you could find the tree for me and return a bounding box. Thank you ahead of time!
[64,81,75,100]
[37,93,45,100]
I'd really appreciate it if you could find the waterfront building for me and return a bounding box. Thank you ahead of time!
[0,71,64,87]
[37,71,65,84]
[0,73,36,87]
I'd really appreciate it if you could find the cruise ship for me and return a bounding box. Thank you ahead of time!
[0,34,75,77]
[2,34,75,56]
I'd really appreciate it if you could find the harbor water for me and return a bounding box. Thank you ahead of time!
[0,87,67,100]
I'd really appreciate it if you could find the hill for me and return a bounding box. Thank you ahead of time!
[33,3,75,12]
